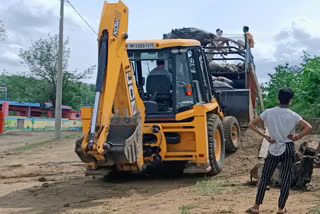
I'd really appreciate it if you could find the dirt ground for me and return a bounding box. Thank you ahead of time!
[0,130,319,214]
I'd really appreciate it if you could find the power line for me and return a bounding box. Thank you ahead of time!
[66,0,98,36]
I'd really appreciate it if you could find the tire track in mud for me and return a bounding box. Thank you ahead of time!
[0,130,319,214]
[0,161,84,180]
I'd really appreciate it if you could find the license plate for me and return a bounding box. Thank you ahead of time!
[127,42,154,50]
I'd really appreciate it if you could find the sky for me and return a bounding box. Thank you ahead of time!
[0,0,319,84]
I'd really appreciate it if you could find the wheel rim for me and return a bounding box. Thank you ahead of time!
[231,125,238,143]
[214,129,221,161]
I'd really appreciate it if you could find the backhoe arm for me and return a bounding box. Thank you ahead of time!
[78,1,145,171]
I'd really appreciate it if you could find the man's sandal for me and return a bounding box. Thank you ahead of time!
[276,208,288,214]
[245,208,259,214]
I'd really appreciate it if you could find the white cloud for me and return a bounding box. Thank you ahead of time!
[0,0,87,73]
[0,1,319,86]
[274,17,320,59]
[252,41,276,62]
[254,17,320,83]
[0,50,21,66]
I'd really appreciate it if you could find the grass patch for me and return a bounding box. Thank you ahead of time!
[63,131,82,139]
[192,178,228,196]
[16,140,52,151]
[179,203,199,214]
[15,131,82,151]
[308,206,320,214]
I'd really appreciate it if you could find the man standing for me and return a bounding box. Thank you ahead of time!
[213,28,223,47]
[243,26,255,48]
[246,88,312,214]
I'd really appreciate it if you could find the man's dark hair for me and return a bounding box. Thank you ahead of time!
[156,60,165,66]
[243,26,249,33]
[278,88,294,105]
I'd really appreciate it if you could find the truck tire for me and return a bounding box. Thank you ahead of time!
[207,114,225,176]
[222,116,240,153]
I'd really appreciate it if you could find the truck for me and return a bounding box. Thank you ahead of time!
[164,28,264,127]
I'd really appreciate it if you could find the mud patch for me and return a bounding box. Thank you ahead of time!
[0,130,319,214]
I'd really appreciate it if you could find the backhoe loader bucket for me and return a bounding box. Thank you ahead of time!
[215,89,251,126]
[105,113,143,164]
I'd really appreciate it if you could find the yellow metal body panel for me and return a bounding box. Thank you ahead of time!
[166,132,196,152]
[126,39,200,49]
[81,107,92,135]
[141,99,222,166]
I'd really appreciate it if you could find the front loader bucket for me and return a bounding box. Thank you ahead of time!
[105,113,143,164]
[215,89,251,126]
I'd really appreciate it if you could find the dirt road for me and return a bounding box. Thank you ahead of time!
[0,130,319,214]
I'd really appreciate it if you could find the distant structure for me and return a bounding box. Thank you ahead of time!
[0,101,80,119]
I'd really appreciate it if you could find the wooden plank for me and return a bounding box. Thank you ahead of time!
[250,63,265,112]
[248,89,253,121]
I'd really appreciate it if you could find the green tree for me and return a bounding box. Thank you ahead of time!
[262,54,320,118]
[262,64,301,108]
[0,75,48,103]
[63,81,95,110]
[292,55,320,117]
[0,74,95,111]
[18,34,95,113]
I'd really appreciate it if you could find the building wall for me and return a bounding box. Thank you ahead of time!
[0,111,4,133]
[4,116,82,130]
[0,101,79,119]
[69,111,81,120]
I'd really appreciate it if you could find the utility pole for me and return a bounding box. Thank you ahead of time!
[55,0,64,139]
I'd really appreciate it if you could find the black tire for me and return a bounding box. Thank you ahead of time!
[207,114,225,176]
[222,116,241,153]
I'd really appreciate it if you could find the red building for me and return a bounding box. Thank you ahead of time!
[0,101,81,119]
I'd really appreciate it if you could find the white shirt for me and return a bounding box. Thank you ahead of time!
[260,106,302,156]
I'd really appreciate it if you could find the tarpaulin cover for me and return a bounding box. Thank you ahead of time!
[163,27,216,46]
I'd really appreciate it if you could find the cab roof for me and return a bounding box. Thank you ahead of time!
[126,39,201,50]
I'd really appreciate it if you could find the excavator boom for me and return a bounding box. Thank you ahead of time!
[76,1,145,172]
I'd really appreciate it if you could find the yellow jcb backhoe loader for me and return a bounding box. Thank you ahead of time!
[75,1,241,176]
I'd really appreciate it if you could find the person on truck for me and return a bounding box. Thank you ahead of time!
[213,28,223,47]
[246,88,312,214]
[243,26,255,48]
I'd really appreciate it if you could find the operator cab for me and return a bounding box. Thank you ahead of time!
[127,40,213,121]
